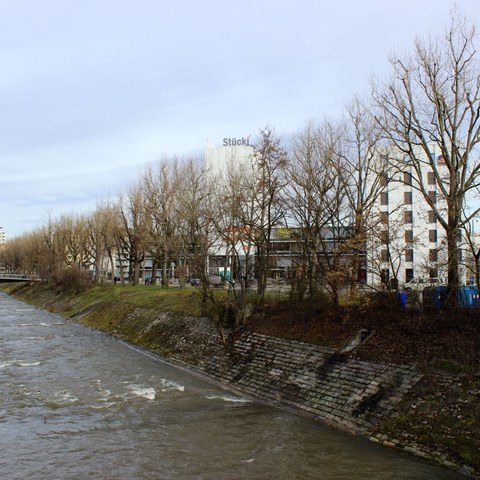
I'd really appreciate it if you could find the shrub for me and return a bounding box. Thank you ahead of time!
[363,291,399,310]
[51,267,91,293]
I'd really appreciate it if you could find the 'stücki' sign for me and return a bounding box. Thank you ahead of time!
[223,137,250,146]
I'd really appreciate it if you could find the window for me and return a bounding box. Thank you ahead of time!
[405,230,413,243]
[381,249,389,262]
[427,172,436,185]
[428,191,437,204]
[380,231,389,244]
[380,173,388,186]
[406,268,414,283]
[429,249,438,262]
[429,229,438,242]
[380,211,389,224]
[380,192,389,205]
[404,211,413,223]
[403,172,412,185]
[429,268,438,279]
[405,249,414,262]
[404,192,412,205]
[428,210,437,223]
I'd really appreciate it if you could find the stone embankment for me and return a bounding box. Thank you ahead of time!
[163,326,476,478]
[189,332,422,434]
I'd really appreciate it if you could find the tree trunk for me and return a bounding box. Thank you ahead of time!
[475,254,480,288]
[446,216,460,308]
[151,260,158,285]
[94,252,101,283]
[133,257,140,285]
[162,260,169,288]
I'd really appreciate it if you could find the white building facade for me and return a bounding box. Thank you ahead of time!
[366,145,466,289]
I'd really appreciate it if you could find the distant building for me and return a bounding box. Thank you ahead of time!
[205,142,254,176]
[205,142,257,279]
[0,227,6,246]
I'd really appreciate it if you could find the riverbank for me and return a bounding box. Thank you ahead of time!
[2,281,479,478]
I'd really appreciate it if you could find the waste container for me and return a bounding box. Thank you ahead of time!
[397,292,407,308]
[423,285,480,309]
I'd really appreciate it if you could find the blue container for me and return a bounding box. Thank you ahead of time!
[458,286,480,307]
[397,292,407,308]
[423,285,480,309]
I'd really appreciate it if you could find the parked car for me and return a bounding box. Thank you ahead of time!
[189,278,200,287]
[403,277,443,291]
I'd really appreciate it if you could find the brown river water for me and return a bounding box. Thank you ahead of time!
[0,293,463,479]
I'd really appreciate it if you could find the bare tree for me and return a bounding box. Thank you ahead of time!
[85,203,118,283]
[212,161,253,285]
[117,182,149,285]
[286,121,326,299]
[141,159,180,287]
[43,211,63,278]
[340,97,385,300]
[372,11,480,304]
[249,127,288,301]
[54,214,90,270]
[175,159,214,297]
[286,120,351,305]
[367,207,413,295]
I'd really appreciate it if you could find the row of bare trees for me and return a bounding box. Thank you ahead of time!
[2,11,480,307]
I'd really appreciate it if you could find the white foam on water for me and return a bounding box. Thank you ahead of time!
[87,402,116,410]
[55,391,79,404]
[0,360,40,368]
[0,361,15,369]
[205,394,250,404]
[160,379,185,392]
[128,385,156,400]
[96,388,113,402]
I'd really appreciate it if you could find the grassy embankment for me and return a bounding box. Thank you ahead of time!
[0,281,222,360]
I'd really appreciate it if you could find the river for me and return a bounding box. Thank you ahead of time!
[0,293,462,479]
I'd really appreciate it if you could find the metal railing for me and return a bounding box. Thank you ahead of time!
[0,273,40,281]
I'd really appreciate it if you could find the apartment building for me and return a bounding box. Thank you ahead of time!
[0,227,6,246]
[366,145,465,289]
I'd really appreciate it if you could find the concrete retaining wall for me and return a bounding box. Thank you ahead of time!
[193,332,422,433]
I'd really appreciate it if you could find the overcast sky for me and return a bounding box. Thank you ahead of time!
[1,0,479,238]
